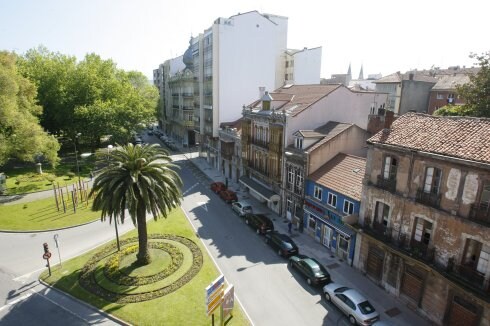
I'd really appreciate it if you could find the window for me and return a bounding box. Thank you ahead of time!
[478,183,490,209]
[436,93,444,100]
[295,137,303,149]
[343,200,354,215]
[286,199,293,213]
[477,248,490,274]
[308,215,316,230]
[423,167,442,194]
[413,217,433,245]
[374,201,390,227]
[287,166,294,184]
[296,172,303,187]
[327,193,337,207]
[383,156,397,180]
[314,186,323,200]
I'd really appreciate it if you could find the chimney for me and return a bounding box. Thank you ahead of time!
[259,87,265,98]
[384,110,395,129]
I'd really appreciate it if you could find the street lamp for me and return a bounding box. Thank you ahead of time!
[73,133,82,183]
[107,144,120,251]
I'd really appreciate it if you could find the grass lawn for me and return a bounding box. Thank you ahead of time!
[3,160,94,195]
[0,196,99,231]
[40,208,251,326]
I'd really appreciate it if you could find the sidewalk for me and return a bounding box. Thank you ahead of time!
[182,149,431,326]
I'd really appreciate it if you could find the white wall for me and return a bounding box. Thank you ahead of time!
[293,47,322,85]
[216,11,285,129]
[285,87,388,146]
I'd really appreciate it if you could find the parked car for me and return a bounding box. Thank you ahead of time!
[244,213,274,234]
[219,189,237,203]
[264,231,299,257]
[210,182,226,194]
[323,283,380,325]
[288,254,331,286]
[147,130,154,136]
[231,201,253,217]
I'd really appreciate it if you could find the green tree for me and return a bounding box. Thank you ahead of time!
[435,51,490,118]
[0,51,60,166]
[19,47,158,148]
[90,144,182,265]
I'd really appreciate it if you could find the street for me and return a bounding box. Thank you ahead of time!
[176,155,348,326]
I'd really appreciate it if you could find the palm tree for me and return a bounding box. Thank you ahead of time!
[90,143,182,265]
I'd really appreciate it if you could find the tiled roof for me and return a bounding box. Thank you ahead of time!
[249,84,341,116]
[309,154,366,201]
[375,72,437,84]
[368,113,490,164]
[431,75,470,90]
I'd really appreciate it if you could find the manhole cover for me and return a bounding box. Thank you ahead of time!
[385,307,401,317]
[327,263,340,269]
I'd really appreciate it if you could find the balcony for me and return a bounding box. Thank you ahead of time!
[363,217,393,243]
[445,258,490,298]
[376,175,396,193]
[252,139,269,150]
[416,189,441,209]
[469,203,490,227]
[184,121,194,128]
[182,93,193,98]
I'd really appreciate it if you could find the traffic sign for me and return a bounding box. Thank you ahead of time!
[43,252,52,259]
[205,274,225,317]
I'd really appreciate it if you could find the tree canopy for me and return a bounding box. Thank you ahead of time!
[0,51,60,166]
[18,47,159,149]
[90,144,183,265]
[435,51,490,118]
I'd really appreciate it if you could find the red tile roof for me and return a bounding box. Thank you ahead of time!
[248,84,341,116]
[309,154,366,201]
[368,113,490,164]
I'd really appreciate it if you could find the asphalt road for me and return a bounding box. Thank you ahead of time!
[175,155,349,326]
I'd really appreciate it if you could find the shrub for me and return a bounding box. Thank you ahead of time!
[67,172,75,179]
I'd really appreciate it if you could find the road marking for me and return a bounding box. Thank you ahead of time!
[0,293,33,312]
[183,182,199,196]
[196,202,208,212]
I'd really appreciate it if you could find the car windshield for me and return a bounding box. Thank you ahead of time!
[282,241,294,249]
[309,261,327,275]
[358,301,376,315]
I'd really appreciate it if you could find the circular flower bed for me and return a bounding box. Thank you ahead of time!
[79,234,203,303]
[103,242,184,286]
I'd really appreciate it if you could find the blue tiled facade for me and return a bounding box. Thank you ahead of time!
[303,179,359,265]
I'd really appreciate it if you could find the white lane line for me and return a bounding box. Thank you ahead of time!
[183,182,199,196]
[31,288,91,323]
[0,293,33,312]
[181,205,255,326]
[13,267,46,282]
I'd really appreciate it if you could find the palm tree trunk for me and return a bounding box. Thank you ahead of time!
[136,202,151,265]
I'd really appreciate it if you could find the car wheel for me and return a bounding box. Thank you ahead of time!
[307,278,312,286]
[324,292,331,301]
[348,315,357,325]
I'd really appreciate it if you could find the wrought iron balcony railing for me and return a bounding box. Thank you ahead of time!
[469,203,490,227]
[376,175,396,193]
[415,189,441,209]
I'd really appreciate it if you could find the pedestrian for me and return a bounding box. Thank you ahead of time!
[288,221,292,234]
[90,170,94,181]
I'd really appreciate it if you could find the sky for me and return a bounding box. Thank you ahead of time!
[1,0,488,80]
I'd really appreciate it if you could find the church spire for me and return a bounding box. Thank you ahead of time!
[358,65,364,80]
[347,63,352,77]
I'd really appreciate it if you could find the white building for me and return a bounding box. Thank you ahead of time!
[154,11,322,166]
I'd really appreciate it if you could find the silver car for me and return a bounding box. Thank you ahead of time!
[323,283,380,325]
[231,201,253,217]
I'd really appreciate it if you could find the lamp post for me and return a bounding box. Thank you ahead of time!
[74,133,82,183]
[107,144,120,251]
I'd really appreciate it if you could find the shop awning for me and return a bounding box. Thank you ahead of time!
[239,176,276,202]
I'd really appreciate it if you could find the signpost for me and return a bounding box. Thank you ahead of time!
[222,285,235,321]
[42,242,52,276]
[54,234,62,267]
[205,274,225,325]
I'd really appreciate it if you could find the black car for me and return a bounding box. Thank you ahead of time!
[244,213,274,234]
[289,254,331,286]
[264,231,299,257]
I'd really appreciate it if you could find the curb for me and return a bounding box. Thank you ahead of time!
[0,219,100,234]
[38,279,131,326]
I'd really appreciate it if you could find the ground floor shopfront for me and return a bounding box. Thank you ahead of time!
[356,234,490,326]
[303,204,356,266]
